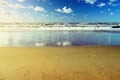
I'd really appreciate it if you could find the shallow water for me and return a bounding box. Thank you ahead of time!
[0,31,120,46]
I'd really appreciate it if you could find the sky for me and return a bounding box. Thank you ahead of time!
[0,0,120,22]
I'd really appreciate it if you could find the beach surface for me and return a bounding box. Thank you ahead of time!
[0,46,120,80]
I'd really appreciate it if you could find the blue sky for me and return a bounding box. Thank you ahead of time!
[0,0,120,22]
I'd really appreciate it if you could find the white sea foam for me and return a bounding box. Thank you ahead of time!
[56,41,71,46]
[57,42,62,46]
[62,41,71,46]
[35,43,46,46]
[1,26,120,31]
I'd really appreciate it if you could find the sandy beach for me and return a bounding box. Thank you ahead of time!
[0,46,120,80]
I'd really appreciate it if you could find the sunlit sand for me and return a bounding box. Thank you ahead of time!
[0,46,120,80]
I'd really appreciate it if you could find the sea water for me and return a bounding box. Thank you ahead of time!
[0,31,120,46]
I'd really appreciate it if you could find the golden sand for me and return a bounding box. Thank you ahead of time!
[0,46,120,80]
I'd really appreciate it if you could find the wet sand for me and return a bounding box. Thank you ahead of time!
[0,46,120,80]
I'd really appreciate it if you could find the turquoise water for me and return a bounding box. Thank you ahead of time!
[0,31,120,46]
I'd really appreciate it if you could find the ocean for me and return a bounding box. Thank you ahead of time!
[0,31,120,46]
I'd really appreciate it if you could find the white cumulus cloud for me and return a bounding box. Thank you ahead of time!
[97,3,106,7]
[84,0,97,4]
[56,6,73,14]
[27,5,34,9]
[9,3,26,9]
[34,6,45,12]
[17,0,25,2]
[108,0,119,6]
[108,2,119,6]
[0,0,9,6]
